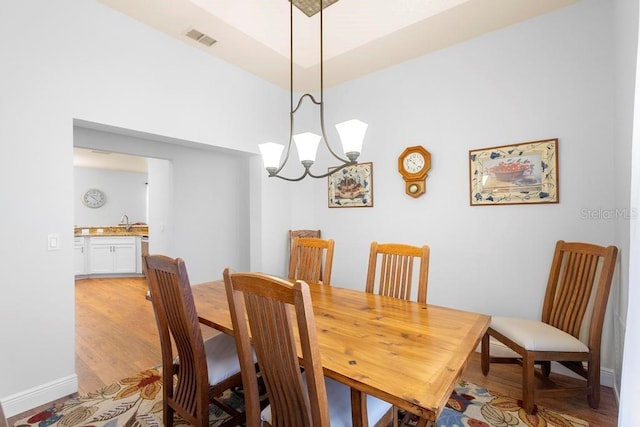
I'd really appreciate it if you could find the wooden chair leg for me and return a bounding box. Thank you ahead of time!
[522,352,535,414]
[481,332,490,375]
[415,417,436,427]
[540,361,551,377]
[587,361,601,408]
[400,411,412,427]
[165,403,174,427]
[350,388,367,427]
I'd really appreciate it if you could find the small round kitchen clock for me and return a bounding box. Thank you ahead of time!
[82,188,106,208]
[398,146,431,198]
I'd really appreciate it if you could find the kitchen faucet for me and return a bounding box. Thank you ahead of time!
[120,214,131,231]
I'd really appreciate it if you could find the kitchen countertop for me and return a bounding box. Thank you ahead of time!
[74,225,148,237]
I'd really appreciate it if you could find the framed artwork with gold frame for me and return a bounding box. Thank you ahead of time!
[469,138,558,206]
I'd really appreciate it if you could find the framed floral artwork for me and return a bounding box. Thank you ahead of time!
[469,138,559,206]
[328,162,373,208]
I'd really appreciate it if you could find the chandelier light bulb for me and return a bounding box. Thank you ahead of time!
[293,132,322,167]
[336,119,367,162]
[259,142,285,172]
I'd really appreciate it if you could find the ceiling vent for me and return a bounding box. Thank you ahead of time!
[185,28,217,47]
[290,0,339,17]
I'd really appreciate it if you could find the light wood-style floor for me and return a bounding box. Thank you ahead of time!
[10,277,618,426]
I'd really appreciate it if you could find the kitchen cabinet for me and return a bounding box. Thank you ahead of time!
[74,236,87,275]
[88,236,138,274]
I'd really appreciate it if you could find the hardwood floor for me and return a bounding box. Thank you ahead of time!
[463,352,618,426]
[9,277,618,426]
[74,277,162,394]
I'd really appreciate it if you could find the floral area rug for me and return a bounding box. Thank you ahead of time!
[15,369,587,427]
[15,368,244,427]
[402,381,588,427]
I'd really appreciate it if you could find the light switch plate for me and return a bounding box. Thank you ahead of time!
[48,233,60,251]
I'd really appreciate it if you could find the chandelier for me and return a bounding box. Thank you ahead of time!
[258,0,367,182]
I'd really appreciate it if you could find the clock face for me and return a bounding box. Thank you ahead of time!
[82,189,106,208]
[402,152,426,174]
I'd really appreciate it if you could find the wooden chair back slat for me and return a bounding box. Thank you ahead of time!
[289,230,321,259]
[366,242,430,304]
[380,252,415,300]
[550,251,597,336]
[289,237,335,285]
[224,270,331,427]
[542,241,618,345]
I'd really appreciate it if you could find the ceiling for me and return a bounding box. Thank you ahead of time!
[98,0,582,92]
[79,0,581,171]
[74,147,149,173]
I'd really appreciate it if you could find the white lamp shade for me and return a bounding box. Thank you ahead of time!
[335,119,367,155]
[259,142,285,169]
[293,132,321,163]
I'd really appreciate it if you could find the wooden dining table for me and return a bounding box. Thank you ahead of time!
[192,280,490,427]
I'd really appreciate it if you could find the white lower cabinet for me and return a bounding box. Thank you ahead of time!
[88,236,138,274]
[74,237,87,275]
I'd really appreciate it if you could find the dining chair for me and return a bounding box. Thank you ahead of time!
[144,255,247,427]
[288,229,321,252]
[223,268,394,427]
[288,229,321,270]
[289,236,335,285]
[480,240,618,413]
[365,242,430,304]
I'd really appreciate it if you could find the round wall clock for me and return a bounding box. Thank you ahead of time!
[82,188,106,208]
[398,146,431,198]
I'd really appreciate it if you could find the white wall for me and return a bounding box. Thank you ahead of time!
[280,0,619,304]
[0,0,286,416]
[612,0,639,400]
[259,0,624,378]
[74,167,147,227]
[148,158,173,257]
[619,2,640,417]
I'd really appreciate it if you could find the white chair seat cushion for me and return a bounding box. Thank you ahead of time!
[261,376,392,427]
[490,316,589,352]
[203,332,244,385]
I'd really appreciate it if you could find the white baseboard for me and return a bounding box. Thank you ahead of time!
[477,340,614,388]
[1,374,78,418]
[613,313,625,405]
[551,361,614,388]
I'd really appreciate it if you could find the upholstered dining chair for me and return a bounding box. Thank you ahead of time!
[365,242,430,304]
[289,236,335,285]
[144,255,247,427]
[481,240,618,414]
[223,269,394,427]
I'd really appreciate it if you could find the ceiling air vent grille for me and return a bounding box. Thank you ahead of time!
[185,28,217,47]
